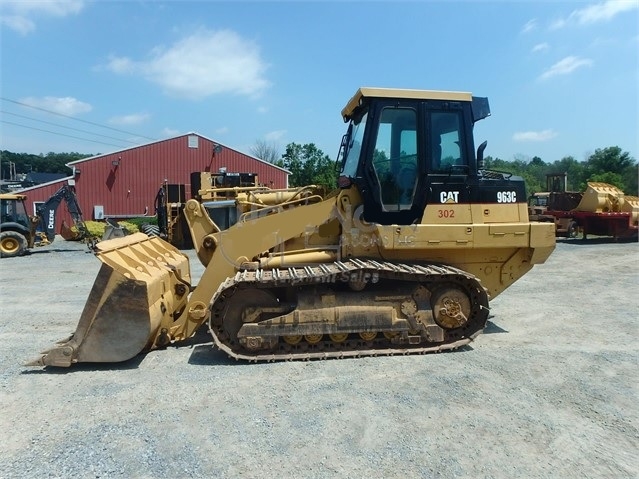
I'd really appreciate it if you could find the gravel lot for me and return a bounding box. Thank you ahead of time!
[1,237,637,479]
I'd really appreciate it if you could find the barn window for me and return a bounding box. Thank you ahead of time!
[188,135,199,148]
[33,201,44,216]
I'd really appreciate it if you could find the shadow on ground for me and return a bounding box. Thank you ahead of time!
[557,236,638,245]
[21,354,145,374]
[484,320,508,335]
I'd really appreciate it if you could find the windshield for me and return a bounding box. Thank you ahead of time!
[340,111,368,178]
[1,197,30,228]
[531,195,548,207]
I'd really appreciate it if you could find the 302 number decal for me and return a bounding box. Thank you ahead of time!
[497,191,517,203]
[438,209,455,218]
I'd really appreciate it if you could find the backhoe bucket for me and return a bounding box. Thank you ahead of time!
[27,233,191,367]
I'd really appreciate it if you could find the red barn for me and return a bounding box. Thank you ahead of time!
[18,133,289,227]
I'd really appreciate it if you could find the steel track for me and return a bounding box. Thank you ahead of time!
[208,259,490,362]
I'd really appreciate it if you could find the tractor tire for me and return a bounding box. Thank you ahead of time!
[567,221,579,239]
[0,231,28,258]
[140,224,160,237]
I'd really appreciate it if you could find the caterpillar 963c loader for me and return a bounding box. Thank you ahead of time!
[29,87,556,367]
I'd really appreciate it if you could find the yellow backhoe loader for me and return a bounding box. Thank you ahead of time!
[1,185,89,258]
[29,87,556,367]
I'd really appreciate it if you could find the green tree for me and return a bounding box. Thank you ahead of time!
[372,149,390,176]
[583,147,637,194]
[548,156,585,191]
[1,150,93,178]
[588,171,625,188]
[483,148,637,196]
[484,156,517,173]
[523,156,546,194]
[275,143,337,191]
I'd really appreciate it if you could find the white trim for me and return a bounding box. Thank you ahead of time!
[32,201,44,216]
[17,176,74,193]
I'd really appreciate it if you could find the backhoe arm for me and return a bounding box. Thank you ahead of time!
[63,187,90,238]
[36,187,67,242]
[36,185,89,242]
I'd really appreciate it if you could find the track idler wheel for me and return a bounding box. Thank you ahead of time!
[431,285,472,329]
[283,335,303,345]
[304,334,323,344]
[359,332,377,341]
[329,333,348,343]
[222,289,281,346]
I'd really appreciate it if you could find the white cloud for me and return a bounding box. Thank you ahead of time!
[539,56,593,80]
[512,129,558,142]
[19,96,92,115]
[532,42,549,53]
[0,15,35,35]
[215,127,229,135]
[104,28,270,100]
[0,0,83,35]
[257,106,269,114]
[6,0,84,16]
[109,113,150,126]
[551,0,638,29]
[521,19,537,34]
[264,130,286,142]
[105,56,135,74]
[569,0,638,25]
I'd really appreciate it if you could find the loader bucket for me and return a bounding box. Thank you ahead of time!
[576,182,625,213]
[27,233,191,367]
[621,195,639,225]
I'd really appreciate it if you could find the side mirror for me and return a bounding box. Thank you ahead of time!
[477,141,487,170]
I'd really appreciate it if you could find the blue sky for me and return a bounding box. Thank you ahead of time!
[1,0,637,166]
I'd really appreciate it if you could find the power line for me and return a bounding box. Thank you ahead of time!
[0,110,141,145]
[0,120,133,149]
[0,97,157,141]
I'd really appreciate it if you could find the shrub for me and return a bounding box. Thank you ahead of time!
[118,221,139,234]
[83,221,106,237]
[82,220,139,237]
[125,217,158,228]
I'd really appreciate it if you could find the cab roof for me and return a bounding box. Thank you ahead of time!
[342,87,473,121]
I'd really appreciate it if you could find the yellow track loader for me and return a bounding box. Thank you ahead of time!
[29,87,556,367]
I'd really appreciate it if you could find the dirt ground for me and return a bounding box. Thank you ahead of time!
[0,237,637,478]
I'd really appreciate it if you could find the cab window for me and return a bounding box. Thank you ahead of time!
[430,111,466,173]
[371,107,418,211]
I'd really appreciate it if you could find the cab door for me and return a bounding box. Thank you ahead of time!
[424,105,474,221]
[359,102,426,225]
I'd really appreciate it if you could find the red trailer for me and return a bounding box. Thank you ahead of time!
[547,209,637,240]
[544,183,639,240]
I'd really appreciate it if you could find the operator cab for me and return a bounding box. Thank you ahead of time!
[339,87,490,225]
[0,194,31,229]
